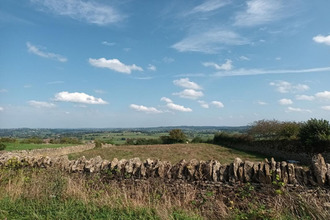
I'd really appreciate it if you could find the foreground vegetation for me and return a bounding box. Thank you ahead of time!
[0,167,329,219]
[69,143,266,164]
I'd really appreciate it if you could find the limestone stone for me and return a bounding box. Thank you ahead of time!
[229,158,243,183]
[327,164,330,185]
[311,154,327,185]
[287,163,296,184]
[280,161,288,184]
[186,159,199,181]
[243,161,254,182]
[219,165,229,182]
[212,160,221,182]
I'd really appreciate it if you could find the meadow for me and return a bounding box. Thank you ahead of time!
[69,143,267,164]
[4,143,75,151]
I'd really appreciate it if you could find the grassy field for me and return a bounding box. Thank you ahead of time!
[69,143,267,164]
[4,143,75,151]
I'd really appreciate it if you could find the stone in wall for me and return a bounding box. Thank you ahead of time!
[311,154,327,185]
[243,161,254,182]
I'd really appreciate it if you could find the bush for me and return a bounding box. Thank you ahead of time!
[94,140,103,148]
[0,143,6,151]
[298,118,330,152]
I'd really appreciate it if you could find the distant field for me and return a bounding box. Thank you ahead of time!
[69,143,267,164]
[4,143,75,151]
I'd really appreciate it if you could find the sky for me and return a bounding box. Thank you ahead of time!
[0,0,330,128]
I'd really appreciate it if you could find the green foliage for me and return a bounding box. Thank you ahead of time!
[299,118,330,152]
[0,143,6,151]
[213,132,252,146]
[125,138,162,145]
[49,137,82,144]
[20,136,43,144]
[0,137,16,143]
[94,140,103,148]
[160,129,188,144]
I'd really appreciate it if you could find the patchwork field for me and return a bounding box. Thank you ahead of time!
[69,143,267,164]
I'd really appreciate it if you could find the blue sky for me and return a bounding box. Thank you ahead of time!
[0,0,330,128]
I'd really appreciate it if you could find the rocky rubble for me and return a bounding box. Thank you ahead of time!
[0,152,329,186]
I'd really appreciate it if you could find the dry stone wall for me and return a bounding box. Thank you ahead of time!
[1,152,329,187]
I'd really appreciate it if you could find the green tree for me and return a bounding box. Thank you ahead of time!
[169,129,187,143]
[299,118,330,152]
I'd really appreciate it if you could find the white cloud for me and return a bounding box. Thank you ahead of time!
[321,106,330,111]
[257,101,267,105]
[28,100,56,108]
[286,107,312,113]
[295,95,315,101]
[270,81,309,94]
[162,57,175,63]
[102,41,116,46]
[54,91,107,104]
[161,97,192,112]
[198,100,209,109]
[147,64,157,71]
[278,98,293,105]
[173,78,202,90]
[0,107,4,111]
[31,0,123,25]
[166,103,192,112]
[315,91,330,101]
[172,29,248,53]
[234,0,284,27]
[26,42,67,62]
[160,97,173,103]
[0,89,8,93]
[203,59,233,71]
[173,89,204,100]
[130,104,162,114]
[211,101,224,108]
[214,66,330,77]
[240,56,250,61]
[47,81,64,85]
[89,58,143,74]
[189,0,229,14]
[313,35,330,46]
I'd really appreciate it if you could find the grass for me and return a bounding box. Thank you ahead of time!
[69,143,267,164]
[1,167,329,220]
[3,143,75,151]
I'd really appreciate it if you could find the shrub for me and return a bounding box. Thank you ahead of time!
[298,118,330,152]
[0,143,6,151]
[94,140,103,148]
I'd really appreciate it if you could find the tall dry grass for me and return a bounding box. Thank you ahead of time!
[0,167,329,219]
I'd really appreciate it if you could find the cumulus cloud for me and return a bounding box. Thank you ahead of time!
[27,42,67,62]
[313,35,330,46]
[234,0,284,27]
[147,64,156,71]
[173,78,202,90]
[30,0,123,25]
[286,107,312,113]
[0,107,4,111]
[89,58,143,74]
[211,101,224,108]
[198,100,209,109]
[295,95,315,101]
[161,97,192,112]
[278,98,293,105]
[203,59,233,71]
[160,97,173,103]
[315,91,330,101]
[270,81,309,93]
[130,104,162,114]
[28,100,56,108]
[173,89,204,100]
[166,102,192,112]
[54,91,107,104]
[172,29,248,54]
[321,106,330,111]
